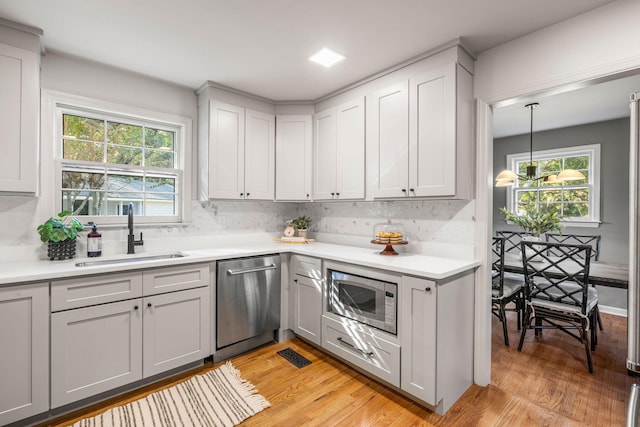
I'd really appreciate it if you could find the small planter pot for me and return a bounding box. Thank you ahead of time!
[47,238,77,261]
[297,229,308,239]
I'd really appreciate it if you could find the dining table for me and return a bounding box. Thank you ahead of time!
[503,254,629,289]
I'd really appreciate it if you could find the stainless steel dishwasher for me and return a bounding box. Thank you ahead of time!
[215,254,281,362]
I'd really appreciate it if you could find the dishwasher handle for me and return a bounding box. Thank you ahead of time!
[227,263,278,276]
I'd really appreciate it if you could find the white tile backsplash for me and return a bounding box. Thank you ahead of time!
[0,198,475,262]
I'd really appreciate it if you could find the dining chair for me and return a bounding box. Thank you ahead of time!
[492,237,524,346]
[545,233,601,261]
[546,233,604,332]
[517,241,598,373]
[495,230,536,254]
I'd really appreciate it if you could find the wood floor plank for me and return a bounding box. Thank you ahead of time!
[38,312,635,426]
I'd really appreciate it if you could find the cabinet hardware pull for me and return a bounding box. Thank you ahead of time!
[227,263,277,276]
[306,194,310,198]
[147,303,152,308]
[331,192,335,196]
[294,279,298,283]
[336,192,340,197]
[337,337,374,357]
[409,188,415,193]
[425,287,432,292]
[401,188,407,193]
[246,193,250,197]
[134,305,139,310]
[240,193,244,196]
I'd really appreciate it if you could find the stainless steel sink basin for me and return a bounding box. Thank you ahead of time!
[75,252,187,267]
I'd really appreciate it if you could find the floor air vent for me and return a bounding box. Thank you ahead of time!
[277,348,312,368]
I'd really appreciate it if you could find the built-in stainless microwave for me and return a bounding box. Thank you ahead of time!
[327,268,397,335]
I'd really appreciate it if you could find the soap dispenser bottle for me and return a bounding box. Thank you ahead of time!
[87,223,102,257]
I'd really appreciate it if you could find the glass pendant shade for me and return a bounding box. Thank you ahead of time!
[557,169,585,181]
[495,170,518,181]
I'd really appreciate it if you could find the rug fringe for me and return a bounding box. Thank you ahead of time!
[223,361,271,410]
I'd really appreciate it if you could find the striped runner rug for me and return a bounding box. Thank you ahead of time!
[72,362,270,427]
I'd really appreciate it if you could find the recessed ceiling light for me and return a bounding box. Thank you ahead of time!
[308,48,346,68]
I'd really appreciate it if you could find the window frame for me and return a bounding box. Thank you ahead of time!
[45,90,192,225]
[505,144,601,227]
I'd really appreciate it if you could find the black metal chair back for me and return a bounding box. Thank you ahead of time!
[521,241,592,315]
[492,237,505,293]
[545,233,601,261]
[496,230,536,254]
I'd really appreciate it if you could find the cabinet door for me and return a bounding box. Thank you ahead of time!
[336,97,365,200]
[400,276,437,405]
[0,283,48,425]
[0,42,38,193]
[143,287,210,377]
[275,115,312,201]
[409,63,456,197]
[244,109,275,200]
[370,81,409,198]
[51,299,143,408]
[209,101,245,199]
[292,275,322,345]
[313,108,337,200]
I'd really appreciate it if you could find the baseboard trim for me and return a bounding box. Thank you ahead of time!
[600,304,627,317]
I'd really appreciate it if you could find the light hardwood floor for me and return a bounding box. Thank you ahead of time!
[41,312,634,426]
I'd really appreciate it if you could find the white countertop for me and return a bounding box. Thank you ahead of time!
[0,240,480,286]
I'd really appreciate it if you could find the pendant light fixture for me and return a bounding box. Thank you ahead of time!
[495,102,585,187]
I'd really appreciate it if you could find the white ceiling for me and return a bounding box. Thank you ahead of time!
[0,0,634,136]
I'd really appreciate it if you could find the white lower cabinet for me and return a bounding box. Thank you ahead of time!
[50,263,212,409]
[143,286,210,377]
[400,276,437,405]
[51,299,143,408]
[292,275,322,345]
[0,283,49,425]
[291,255,323,345]
[400,274,474,414]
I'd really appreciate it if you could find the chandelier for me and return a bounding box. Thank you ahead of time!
[495,102,585,187]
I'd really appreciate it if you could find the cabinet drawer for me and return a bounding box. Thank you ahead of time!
[321,314,400,387]
[52,272,143,311]
[292,255,322,278]
[143,263,210,296]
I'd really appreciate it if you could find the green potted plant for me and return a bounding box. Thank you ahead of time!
[291,215,312,238]
[499,207,562,237]
[37,211,84,260]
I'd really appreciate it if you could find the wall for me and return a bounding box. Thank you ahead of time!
[475,1,640,105]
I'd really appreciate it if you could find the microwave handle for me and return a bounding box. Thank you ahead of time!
[337,337,374,357]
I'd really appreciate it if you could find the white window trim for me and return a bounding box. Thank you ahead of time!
[505,144,601,227]
[42,89,192,225]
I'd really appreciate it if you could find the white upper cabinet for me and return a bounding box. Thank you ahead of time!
[409,63,456,197]
[0,39,39,194]
[276,115,313,201]
[245,109,276,200]
[200,99,275,200]
[314,97,365,200]
[370,82,410,198]
[208,101,245,199]
[370,62,473,200]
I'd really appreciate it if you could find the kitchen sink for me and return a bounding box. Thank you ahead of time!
[75,252,187,267]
